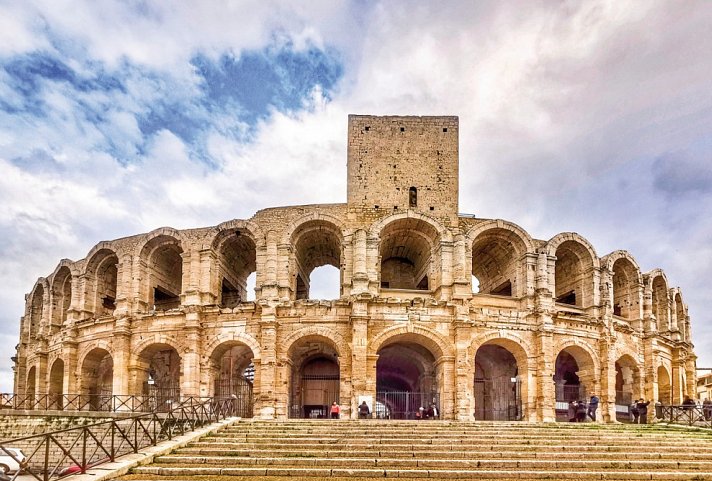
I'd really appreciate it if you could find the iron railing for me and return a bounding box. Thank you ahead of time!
[0,397,235,481]
[659,404,712,428]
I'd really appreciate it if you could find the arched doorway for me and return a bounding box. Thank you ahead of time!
[26,366,36,409]
[80,348,113,411]
[657,365,672,405]
[554,346,596,421]
[49,359,64,410]
[136,344,181,411]
[378,218,441,292]
[209,342,255,417]
[474,344,522,420]
[376,341,439,419]
[615,355,641,422]
[288,337,340,418]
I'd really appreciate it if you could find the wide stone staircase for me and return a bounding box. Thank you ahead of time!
[121,420,712,480]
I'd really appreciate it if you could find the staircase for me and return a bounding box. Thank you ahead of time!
[123,420,712,480]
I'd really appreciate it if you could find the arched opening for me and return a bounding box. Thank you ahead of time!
[49,359,64,410]
[554,346,595,421]
[28,285,44,340]
[51,266,72,331]
[615,355,641,422]
[288,336,340,418]
[554,241,594,307]
[674,294,685,339]
[136,344,181,411]
[379,218,440,291]
[474,344,521,420]
[651,275,669,331]
[376,339,440,419]
[611,258,639,319]
[87,249,119,317]
[657,365,672,405]
[217,230,257,308]
[291,221,343,300]
[26,366,36,409]
[307,265,341,300]
[141,236,183,311]
[209,342,255,417]
[471,228,527,297]
[80,348,113,411]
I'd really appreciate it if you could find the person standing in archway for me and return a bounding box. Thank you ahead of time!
[330,401,340,419]
[587,395,599,421]
[636,399,650,424]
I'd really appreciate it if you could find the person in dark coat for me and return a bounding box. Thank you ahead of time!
[576,400,587,422]
[630,401,640,423]
[358,401,370,419]
[636,399,651,424]
[587,395,599,421]
[568,400,577,422]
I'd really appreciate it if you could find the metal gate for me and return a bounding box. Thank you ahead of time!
[215,376,254,418]
[474,376,522,421]
[143,383,180,412]
[289,373,340,418]
[555,383,587,419]
[375,391,440,419]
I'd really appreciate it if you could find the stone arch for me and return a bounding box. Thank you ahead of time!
[671,289,687,339]
[470,332,532,421]
[132,340,183,407]
[657,364,672,404]
[553,339,600,408]
[368,325,454,359]
[84,247,120,318]
[283,327,348,419]
[49,262,73,331]
[614,353,642,413]
[215,219,267,249]
[206,338,258,414]
[546,233,599,308]
[603,251,642,320]
[79,347,114,408]
[369,211,451,242]
[212,225,260,307]
[285,217,345,300]
[26,280,48,341]
[283,326,351,361]
[48,357,65,409]
[465,220,535,297]
[646,269,670,331]
[203,332,262,363]
[137,229,184,311]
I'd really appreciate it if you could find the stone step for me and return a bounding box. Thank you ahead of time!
[128,465,712,480]
[149,455,712,470]
[173,447,712,460]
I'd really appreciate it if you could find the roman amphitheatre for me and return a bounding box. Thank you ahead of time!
[13,114,696,423]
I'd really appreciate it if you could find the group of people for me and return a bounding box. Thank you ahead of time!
[415,403,439,420]
[629,399,651,423]
[330,401,440,420]
[567,395,599,422]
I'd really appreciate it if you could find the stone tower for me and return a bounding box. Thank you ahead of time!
[346,115,459,224]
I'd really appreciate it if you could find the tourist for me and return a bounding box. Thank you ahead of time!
[416,406,425,420]
[428,403,438,419]
[702,398,712,421]
[587,394,599,421]
[636,399,651,424]
[630,401,640,424]
[568,400,577,422]
[330,401,340,419]
[358,401,370,419]
[576,400,587,422]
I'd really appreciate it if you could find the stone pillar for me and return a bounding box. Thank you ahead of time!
[685,354,697,400]
[351,229,369,295]
[112,317,132,399]
[64,337,79,395]
[198,248,218,306]
[181,309,202,397]
[438,240,454,301]
[114,254,132,317]
[181,249,201,306]
[365,234,380,295]
[598,338,616,422]
[453,318,473,420]
[258,313,278,419]
[451,233,470,299]
[366,354,379,413]
[350,307,369,418]
[535,250,556,422]
[436,355,456,419]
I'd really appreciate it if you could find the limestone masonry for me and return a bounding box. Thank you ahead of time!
[13,115,696,422]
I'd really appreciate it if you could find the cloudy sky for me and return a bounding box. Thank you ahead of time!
[1,0,710,393]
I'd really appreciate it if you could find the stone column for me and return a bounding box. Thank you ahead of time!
[453,318,473,420]
[598,338,616,422]
[351,229,369,295]
[258,313,278,419]
[451,233,470,299]
[438,239,454,301]
[436,355,456,419]
[112,318,132,400]
[535,250,556,422]
[181,309,202,397]
[350,307,369,418]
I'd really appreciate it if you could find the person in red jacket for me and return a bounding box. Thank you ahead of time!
[330,401,340,419]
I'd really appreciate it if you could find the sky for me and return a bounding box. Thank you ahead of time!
[0,0,711,393]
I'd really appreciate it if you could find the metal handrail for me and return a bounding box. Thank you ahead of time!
[659,404,712,428]
[0,397,235,481]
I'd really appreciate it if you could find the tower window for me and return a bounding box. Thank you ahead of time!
[409,187,417,207]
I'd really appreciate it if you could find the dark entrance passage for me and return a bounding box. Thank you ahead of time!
[288,336,341,419]
[474,344,521,420]
[554,347,595,421]
[376,342,438,419]
[211,343,255,418]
